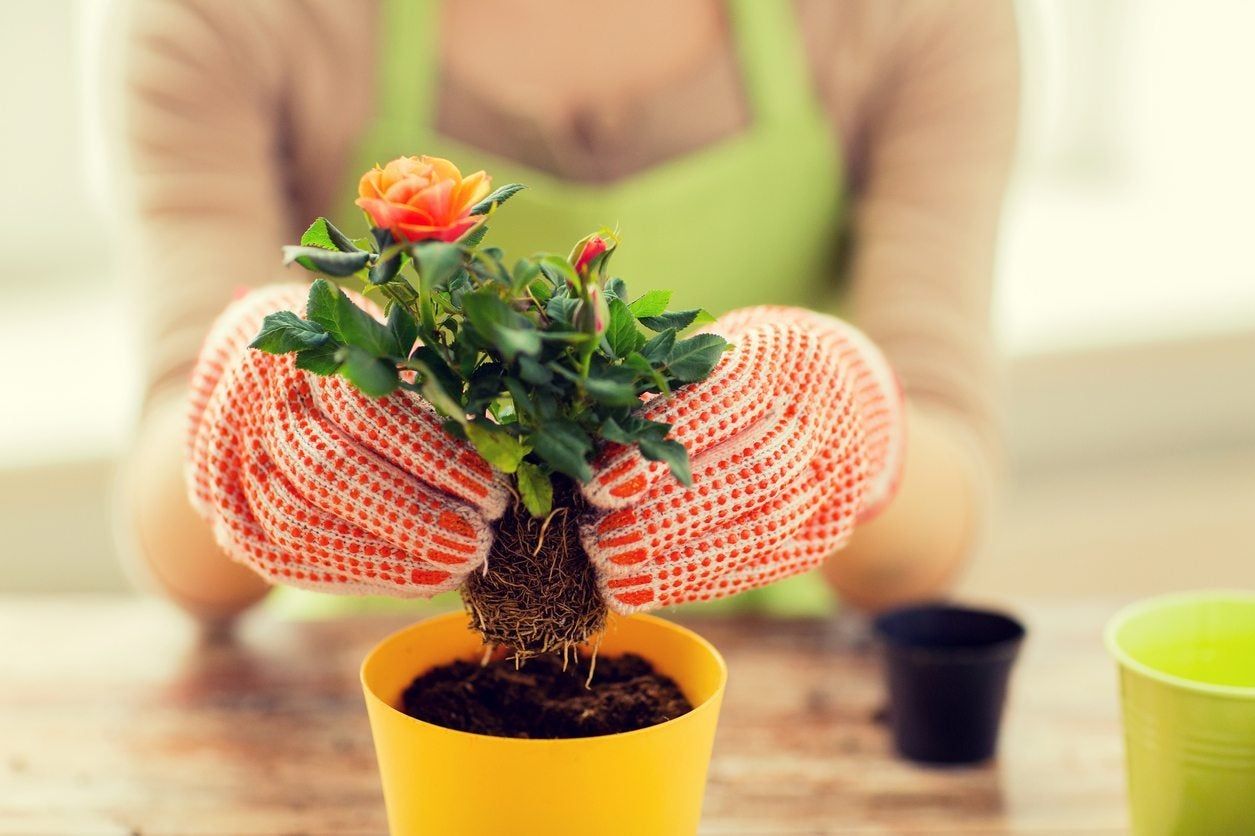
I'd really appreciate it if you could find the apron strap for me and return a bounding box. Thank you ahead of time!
[375,0,440,140]
[726,0,819,125]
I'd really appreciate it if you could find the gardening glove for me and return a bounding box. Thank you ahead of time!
[186,284,509,597]
[580,306,905,612]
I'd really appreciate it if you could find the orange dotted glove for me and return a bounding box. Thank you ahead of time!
[580,306,905,613]
[186,285,509,596]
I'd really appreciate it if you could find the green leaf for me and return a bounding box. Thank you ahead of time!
[518,356,553,385]
[537,255,580,293]
[369,253,402,285]
[465,362,504,411]
[250,311,329,354]
[640,328,676,365]
[638,437,692,485]
[306,279,398,357]
[468,183,526,216]
[515,461,553,517]
[605,277,627,301]
[464,420,527,474]
[301,217,362,253]
[545,295,578,327]
[624,351,671,396]
[407,357,466,423]
[629,290,672,318]
[528,276,554,305]
[639,308,714,332]
[294,343,341,375]
[603,414,672,444]
[510,258,541,292]
[583,367,641,406]
[462,290,542,361]
[531,420,593,482]
[336,345,399,397]
[282,246,371,277]
[407,346,462,405]
[667,333,730,382]
[410,241,464,292]
[604,298,645,358]
[386,306,419,358]
[459,223,490,248]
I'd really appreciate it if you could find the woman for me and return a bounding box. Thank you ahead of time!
[117,0,1018,623]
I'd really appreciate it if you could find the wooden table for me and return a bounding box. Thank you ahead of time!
[1,597,1130,834]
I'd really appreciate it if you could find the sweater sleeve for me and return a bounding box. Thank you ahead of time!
[843,0,1020,476]
[119,0,294,404]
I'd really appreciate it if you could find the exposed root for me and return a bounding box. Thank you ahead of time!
[462,476,607,661]
[585,632,604,689]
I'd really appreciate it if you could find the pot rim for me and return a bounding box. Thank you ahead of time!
[1104,589,1255,700]
[360,610,728,744]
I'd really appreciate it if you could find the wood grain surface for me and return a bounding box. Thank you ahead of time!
[0,597,1130,834]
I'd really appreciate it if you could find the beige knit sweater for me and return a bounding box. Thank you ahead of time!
[119,0,1018,478]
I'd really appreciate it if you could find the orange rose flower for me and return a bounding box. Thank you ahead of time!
[355,155,492,243]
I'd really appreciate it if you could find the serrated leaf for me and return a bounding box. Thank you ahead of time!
[603,414,671,444]
[306,279,398,357]
[294,343,341,375]
[459,223,490,248]
[301,217,362,253]
[468,183,526,216]
[511,258,541,292]
[629,290,671,318]
[300,218,335,250]
[516,461,553,517]
[545,295,578,327]
[583,368,641,406]
[386,305,418,358]
[532,420,593,482]
[528,276,554,305]
[638,437,692,485]
[600,416,634,445]
[336,345,399,397]
[250,311,329,354]
[624,351,671,396]
[537,255,580,293]
[605,277,627,301]
[464,421,527,474]
[283,245,372,277]
[462,290,542,361]
[604,298,645,358]
[640,328,676,365]
[667,333,730,382]
[639,308,714,332]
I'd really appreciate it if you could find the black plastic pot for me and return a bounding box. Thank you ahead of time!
[873,603,1026,765]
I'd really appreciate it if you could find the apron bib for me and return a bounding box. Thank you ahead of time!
[272,0,847,619]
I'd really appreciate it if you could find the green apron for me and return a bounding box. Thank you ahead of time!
[271,0,847,619]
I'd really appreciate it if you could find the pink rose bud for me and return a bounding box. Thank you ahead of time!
[574,236,607,277]
[575,281,610,339]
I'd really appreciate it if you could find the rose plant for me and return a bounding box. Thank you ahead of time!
[257,156,727,522]
[192,153,902,658]
[188,153,904,833]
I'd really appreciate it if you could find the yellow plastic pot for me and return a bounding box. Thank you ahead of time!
[1105,590,1255,835]
[361,611,727,836]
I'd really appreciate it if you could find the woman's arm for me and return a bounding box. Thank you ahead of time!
[821,0,1020,610]
[115,0,294,621]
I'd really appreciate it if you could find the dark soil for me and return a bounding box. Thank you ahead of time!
[401,652,693,738]
[462,476,607,659]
